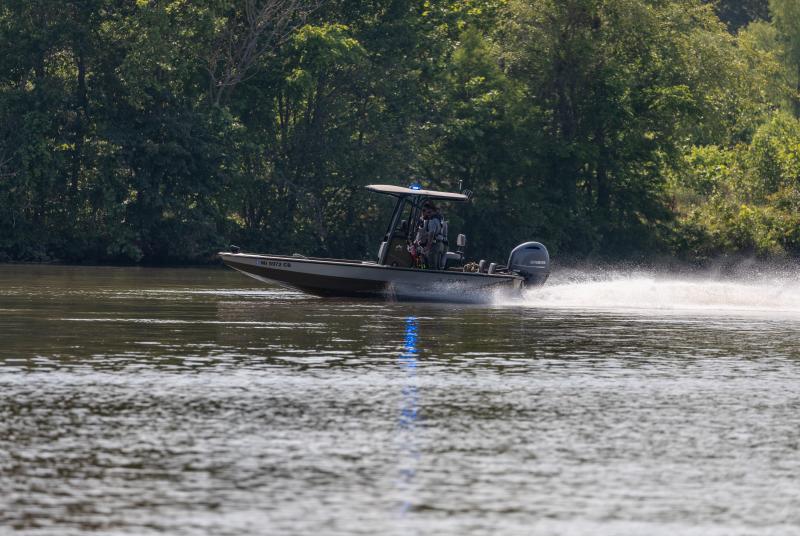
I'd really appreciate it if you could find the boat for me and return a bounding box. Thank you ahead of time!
[218,184,550,302]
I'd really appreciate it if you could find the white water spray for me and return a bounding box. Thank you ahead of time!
[505,268,800,316]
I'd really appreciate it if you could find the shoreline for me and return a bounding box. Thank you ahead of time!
[1,253,797,277]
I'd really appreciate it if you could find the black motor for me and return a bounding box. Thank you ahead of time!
[507,242,550,287]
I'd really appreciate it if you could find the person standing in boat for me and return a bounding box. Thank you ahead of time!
[414,201,446,269]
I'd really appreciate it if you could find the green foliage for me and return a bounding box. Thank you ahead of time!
[769,0,800,115]
[0,0,799,265]
[672,112,800,258]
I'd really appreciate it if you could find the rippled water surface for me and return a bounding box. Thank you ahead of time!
[1,265,800,535]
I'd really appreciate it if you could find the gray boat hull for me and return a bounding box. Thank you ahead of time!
[219,252,523,302]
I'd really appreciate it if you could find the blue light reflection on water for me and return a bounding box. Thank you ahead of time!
[397,316,420,515]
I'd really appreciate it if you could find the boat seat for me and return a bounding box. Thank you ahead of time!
[443,251,462,268]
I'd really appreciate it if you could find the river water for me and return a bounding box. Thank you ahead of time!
[1,265,799,535]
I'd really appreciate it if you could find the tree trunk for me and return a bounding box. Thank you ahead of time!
[596,129,609,212]
[70,47,88,196]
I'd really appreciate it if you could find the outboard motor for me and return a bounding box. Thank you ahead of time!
[507,242,550,287]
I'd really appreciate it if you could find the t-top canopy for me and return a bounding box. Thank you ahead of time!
[365,184,469,201]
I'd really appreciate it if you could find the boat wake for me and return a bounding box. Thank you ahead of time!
[502,268,800,316]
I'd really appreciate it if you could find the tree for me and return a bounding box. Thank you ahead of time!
[489,0,746,255]
[770,0,800,116]
[206,0,321,105]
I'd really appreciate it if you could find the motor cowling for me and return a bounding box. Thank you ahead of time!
[507,242,550,287]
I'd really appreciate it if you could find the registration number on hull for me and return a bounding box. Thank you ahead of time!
[256,260,292,268]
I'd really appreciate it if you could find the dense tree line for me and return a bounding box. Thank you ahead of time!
[0,0,797,264]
